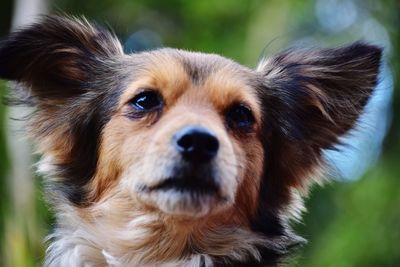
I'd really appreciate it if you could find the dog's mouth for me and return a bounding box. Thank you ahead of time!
[134,163,233,217]
[148,176,219,195]
[136,172,228,217]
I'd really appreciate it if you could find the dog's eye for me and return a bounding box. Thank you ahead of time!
[225,104,255,130]
[130,91,163,111]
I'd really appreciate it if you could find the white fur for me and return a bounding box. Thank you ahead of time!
[43,192,271,267]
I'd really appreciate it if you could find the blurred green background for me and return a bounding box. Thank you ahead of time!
[0,0,399,266]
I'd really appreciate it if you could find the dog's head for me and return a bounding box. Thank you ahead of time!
[0,16,381,265]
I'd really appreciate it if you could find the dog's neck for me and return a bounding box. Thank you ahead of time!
[44,191,293,266]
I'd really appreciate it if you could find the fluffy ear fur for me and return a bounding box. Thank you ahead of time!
[257,42,382,147]
[0,15,123,100]
[255,42,382,210]
[0,16,124,204]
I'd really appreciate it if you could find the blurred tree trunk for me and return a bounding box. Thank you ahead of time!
[11,0,48,27]
[5,0,48,266]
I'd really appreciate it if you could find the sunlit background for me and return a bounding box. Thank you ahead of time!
[0,0,399,266]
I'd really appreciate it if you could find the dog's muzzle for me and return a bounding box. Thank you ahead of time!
[149,126,220,194]
[133,124,236,217]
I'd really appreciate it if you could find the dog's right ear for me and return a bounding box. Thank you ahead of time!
[0,15,123,101]
[0,16,126,204]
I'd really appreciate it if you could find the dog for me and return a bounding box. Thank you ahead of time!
[0,16,381,266]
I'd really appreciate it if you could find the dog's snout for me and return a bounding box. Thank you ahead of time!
[174,126,219,163]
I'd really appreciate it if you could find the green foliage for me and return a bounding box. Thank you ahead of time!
[292,157,400,267]
[0,81,10,266]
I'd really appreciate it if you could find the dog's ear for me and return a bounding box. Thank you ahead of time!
[254,42,382,209]
[0,16,125,204]
[257,42,382,150]
[0,15,123,101]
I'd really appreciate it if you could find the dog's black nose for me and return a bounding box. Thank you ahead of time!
[174,126,219,163]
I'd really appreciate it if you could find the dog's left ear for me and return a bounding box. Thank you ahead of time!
[251,43,381,254]
[254,42,382,198]
[257,42,382,150]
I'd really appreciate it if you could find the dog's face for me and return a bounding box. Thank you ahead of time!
[0,16,382,265]
[96,51,264,218]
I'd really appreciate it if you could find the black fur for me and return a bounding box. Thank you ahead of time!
[0,16,124,204]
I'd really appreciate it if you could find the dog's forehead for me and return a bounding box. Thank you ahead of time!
[121,49,260,108]
[137,48,252,80]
